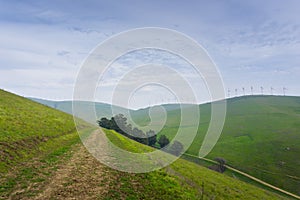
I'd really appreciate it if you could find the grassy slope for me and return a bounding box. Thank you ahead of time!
[0,89,94,198]
[104,128,286,199]
[132,95,300,195]
[0,89,287,199]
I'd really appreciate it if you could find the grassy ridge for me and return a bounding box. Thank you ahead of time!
[130,96,300,195]
[0,89,95,198]
[0,89,92,172]
[103,129,286,199]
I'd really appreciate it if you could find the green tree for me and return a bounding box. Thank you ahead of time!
[97,117,111,129]
[169,140,184,156]
[158,135,170,148]
[146,130,157,146]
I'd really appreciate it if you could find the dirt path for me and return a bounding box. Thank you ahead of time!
[33,130,115,200]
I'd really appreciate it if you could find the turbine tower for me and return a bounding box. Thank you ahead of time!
[235,88,238,96]
[228,89,231,98]
[271,87,274,95]
[283,87,287,96]
[251,86,253,95]
[242,87,245,96]
[260,86,264,95]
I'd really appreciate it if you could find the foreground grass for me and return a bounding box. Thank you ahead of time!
[0,89,95,198]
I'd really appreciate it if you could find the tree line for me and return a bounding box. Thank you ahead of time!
[97,114,184,156]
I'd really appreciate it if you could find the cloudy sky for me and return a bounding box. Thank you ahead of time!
[0,0,300,108]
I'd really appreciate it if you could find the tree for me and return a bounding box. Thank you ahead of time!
[132,127,147,144]
[97,117,111,129]
[97,114,156,147]
[112,114,128,134]
[146,130,157,146]
[169,140,184,156]
[158,135,170,148]
[214,157,226,173]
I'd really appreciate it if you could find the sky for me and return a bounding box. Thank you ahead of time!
[0,0,300,108]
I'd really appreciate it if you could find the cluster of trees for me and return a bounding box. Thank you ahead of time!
[97,114,184,156]
[98,114,156,146]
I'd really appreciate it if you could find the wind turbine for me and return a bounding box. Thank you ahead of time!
[242,87,245,96]
[251,86,253,95]
[235,88,238,96]
[260,86,264,95]
[228,89,231,98]
[271,87,274,95]
[283,87,287,96]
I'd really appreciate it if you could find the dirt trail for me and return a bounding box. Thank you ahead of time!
[34,132,113,200]
[184,153,300,200]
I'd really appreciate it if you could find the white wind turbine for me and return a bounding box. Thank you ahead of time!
[270,87,274,95]
[260,86,264,95]
[283,87,287,96]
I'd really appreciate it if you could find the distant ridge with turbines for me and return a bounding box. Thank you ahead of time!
[226,86,288,98]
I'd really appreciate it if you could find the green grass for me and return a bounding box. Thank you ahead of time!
[0,89,95,198]
[130,95,300,196]
[0,89,92,173]
[0,89,292,199]
[103,128,287,199]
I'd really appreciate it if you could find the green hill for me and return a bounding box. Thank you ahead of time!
[0,90,288,199]
[131,95,300,195]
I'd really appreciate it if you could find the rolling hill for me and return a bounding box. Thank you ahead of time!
[0,89,289,199]
[131,95,300,196]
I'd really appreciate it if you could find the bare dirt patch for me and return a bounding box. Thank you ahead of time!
[33,144,112,200]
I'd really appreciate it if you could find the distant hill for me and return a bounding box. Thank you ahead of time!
[132,95,300,195]
[29,97,129,125]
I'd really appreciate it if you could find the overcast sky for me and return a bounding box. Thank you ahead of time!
[0,0,300,108]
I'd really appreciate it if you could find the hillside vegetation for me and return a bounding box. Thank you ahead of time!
[132,96,300,195]
[0,90,288,199]
[103,128,286,199]
[0,89,93,198]
[31,95,300,196]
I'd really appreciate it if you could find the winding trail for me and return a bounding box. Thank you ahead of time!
[29,129,117,199]
[184,153,300,200]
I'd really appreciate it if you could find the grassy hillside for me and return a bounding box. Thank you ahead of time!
[30,95,300,195]
[102,128,287,199]
[131,95,300,195]
[0,89,95,198]
[0,90,289,199]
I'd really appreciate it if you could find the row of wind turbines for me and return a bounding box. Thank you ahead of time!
[227,86,288,97]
